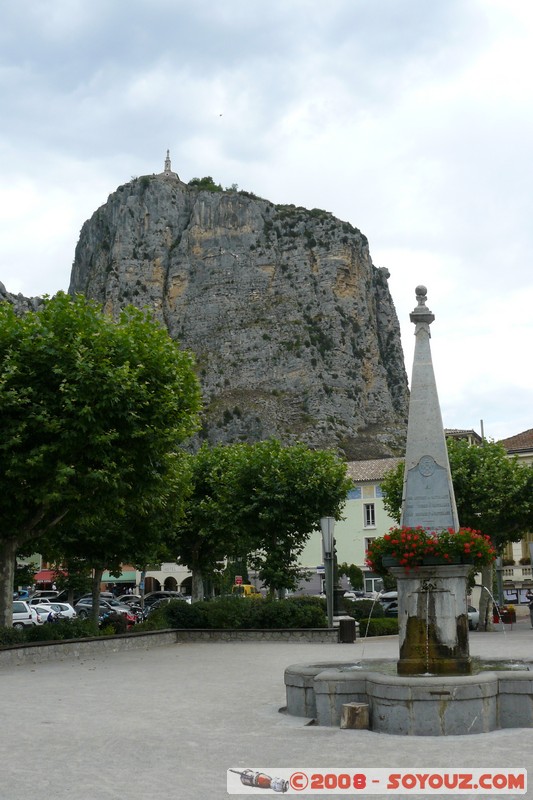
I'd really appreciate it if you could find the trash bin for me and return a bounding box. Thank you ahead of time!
[338,617,356,643]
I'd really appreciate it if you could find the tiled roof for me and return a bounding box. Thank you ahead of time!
[346,457,403,482]
[499,428,533,453]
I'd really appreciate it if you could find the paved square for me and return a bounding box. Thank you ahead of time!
[1,623,532,799]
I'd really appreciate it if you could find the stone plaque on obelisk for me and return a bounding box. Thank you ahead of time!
[399,286,459,532]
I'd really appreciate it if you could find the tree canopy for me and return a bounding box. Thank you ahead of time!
[380,437,533,629]
[0,293,201,625]
[174,440,352,599]
[380,438,533,550]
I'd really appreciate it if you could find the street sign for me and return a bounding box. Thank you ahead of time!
[235,575,243,585]
[316,566,325,575]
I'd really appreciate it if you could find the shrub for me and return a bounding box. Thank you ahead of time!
[99,613,127,635]
[134,607,170,631]
[248,599,323,629]
[188,176,223,192]
[346,600,385,621]
[0,627,25,646]
[358,618,398,637]
[163,599,209,629]
[162,597,326,629]
[17,618,100,643]
[201,598,256,629]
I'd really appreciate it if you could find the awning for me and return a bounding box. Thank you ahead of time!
[34,569,66,583]
[102,570,137,583]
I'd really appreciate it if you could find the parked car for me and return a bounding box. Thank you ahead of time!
[12,600,36,628]
[34,605,60,623]
[383,601,398,617]
[78,592,115,602]
[468,605,479,630]
[116,594,142,605]
[30,607,47,625]
[343,591,366,600]
[29,595,64,607]
[29,590,60,602]
[143,591,189,606]
[144,597,175,615]
[379,591,398,612]
[34,602,77,620]
[74,597,131,619]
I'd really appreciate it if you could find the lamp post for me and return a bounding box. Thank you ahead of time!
[320,517,335,628]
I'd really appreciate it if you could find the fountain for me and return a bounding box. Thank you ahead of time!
[284,286,533,735]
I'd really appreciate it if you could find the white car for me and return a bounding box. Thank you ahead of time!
[34,602,77,620]
[468,605,479,630]
[379,591,398,611]
[31,607,47,625]
[12,600,36,628]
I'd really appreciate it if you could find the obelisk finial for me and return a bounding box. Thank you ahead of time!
[409,284,435,332]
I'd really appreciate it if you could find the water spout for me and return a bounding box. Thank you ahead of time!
[480,584,508,636]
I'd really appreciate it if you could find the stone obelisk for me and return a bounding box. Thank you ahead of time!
[400,285,459,532]
[392,286,471,676]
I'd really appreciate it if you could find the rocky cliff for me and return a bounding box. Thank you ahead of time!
[69,169,409,458]
[0,282,43,314]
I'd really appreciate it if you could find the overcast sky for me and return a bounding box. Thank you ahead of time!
[1,0,532,442]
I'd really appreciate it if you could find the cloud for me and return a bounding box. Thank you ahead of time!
[0,0,531,439]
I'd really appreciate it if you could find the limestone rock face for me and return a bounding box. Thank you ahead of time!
[69,173,409,458]
[0,281,43,314]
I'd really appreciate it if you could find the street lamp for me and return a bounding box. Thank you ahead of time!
[320,517,335,628]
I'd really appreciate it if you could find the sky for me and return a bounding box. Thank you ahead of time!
[1,0,532,442]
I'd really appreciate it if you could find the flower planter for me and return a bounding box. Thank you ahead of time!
[381,556,401,568]
[493,610,516,624]
[366,527,496,579]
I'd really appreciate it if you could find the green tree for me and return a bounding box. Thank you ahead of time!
[381,439,532,545]
[0,293,201,626]
[338,562,364,590]
[188,176,223,192]
[173,444,252,601]
[380,438,533,628]
[237,440,352,597]
[174,441,351,600]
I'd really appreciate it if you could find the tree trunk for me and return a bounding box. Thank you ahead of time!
[191,568,204,602]
[478,564,494,632]
[0,538,18,627]
[91,567,104,625]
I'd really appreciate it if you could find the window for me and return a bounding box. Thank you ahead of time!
[364,537,376,553]
[365,576,383,594]
[347,487,362,500]
[363,503,376,528]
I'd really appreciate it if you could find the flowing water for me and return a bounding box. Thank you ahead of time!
[357,590,386,660]
[480,584,508,636]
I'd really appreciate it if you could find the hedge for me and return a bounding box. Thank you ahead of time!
[344,599,385,620]
[140,597,328,631]
[0,618,106,646]
[358,617,398,637]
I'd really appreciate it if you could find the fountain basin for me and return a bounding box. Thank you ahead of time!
[285,660,533,735]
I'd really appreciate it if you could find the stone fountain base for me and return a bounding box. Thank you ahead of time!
[285,660,533,735]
